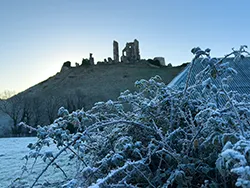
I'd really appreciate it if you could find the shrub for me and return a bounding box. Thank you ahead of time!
[81,58,90,66]
[13,46,250,187]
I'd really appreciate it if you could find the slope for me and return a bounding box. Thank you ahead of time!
[3,61,187,133]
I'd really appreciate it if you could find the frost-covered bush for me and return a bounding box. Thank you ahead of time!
[12,46,250,187]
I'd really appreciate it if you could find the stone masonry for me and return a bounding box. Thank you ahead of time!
[121,39,140,63]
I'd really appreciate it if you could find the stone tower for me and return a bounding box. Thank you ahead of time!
[113,40,119,63]
[133,39,140,61]
[89,53,94,65]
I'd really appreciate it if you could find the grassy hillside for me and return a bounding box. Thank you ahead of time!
[4,61,187,133]
[25,61,186,108]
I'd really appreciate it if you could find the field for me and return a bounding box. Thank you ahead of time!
[0,137,76,188]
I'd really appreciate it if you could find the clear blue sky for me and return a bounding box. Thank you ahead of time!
[0,0,249,93]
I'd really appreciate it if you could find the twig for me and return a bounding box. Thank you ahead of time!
[31,158,38,173]
[169,97,174,130]
[66,146,88,167]
[49,159,68,178]
[89,160,145,187]
[156,148,179,164]
[221,87,245,137]
[19,122,37,132]
[86,120,154,133]
[132,164,156,188]
[187,125,204,156]
[30,134,81,188]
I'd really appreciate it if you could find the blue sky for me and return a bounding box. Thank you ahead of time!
[0,0,249,93]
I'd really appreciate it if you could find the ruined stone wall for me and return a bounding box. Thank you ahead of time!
[121,39,140,63]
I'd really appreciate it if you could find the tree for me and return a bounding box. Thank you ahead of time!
[0,90,16,100]
[64,89,86,112]
[44,96,62,124]
[0,95,23,135]
[29,96,42,126]
[0,94,41,136]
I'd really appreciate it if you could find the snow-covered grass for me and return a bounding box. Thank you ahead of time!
[0,137,35,187]
[0,137,78,187]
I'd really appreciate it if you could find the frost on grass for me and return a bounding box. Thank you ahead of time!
[11,46,250,187]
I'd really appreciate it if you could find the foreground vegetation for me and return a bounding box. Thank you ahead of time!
[12,46,250,187]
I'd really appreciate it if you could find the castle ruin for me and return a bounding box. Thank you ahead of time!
[96,39,141,64]
[61,39,142,71]
[121,39,140,63]
[111,39,141,64]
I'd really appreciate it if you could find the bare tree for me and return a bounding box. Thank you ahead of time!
[75,89,86,109]
[44,96,62,124]
[0,94,41,136]
[64,89,86,112]
[30,96,42,126]
[0,90,16,100]
[0,95,23,135]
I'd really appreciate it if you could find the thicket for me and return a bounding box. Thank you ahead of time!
[12,46,250,187]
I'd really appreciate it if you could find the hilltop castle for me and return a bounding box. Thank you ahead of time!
[103,39,141,64]
[61,39,165,71]
[120,39,140,63]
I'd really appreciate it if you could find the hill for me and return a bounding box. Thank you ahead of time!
[2,61,187,136]
[26,61,186,107]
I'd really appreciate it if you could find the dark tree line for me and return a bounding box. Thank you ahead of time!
[0,89,86,136]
